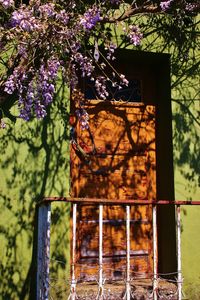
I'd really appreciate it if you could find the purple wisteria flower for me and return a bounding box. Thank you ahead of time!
[4,75,16,94]
[75,108,89,130]
[95,76,109,99]
[186,3,198,12]
[4,66,26,94]
[80,7,100,31]
[38,3,55,17]
[5,58,60,120]
[56,10,69,25]
[128,25,143,46]
[10,8,41,31]
[72,53,94,78]
[18,87,33,121]
[32,58,60,119]
[34,103,47,119]
[0,0,14,8]
[160,0,173,12]
[106,43,117,60]
[119,74,129,86]
[0,119,6,129]
[69,64,78,90]
[18,44,28,58]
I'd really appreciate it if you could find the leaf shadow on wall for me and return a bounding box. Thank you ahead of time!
[0,83,71,300]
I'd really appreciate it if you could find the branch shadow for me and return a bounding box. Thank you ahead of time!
[0,81,70,299]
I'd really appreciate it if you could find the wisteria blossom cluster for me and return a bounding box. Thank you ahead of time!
[75,108,89,130]
[160,0,174,11]
[80,7,101,31]
[126,25,143,46]
[0,0,199,124]
[4,58,60,120]
[0,118,6,128]
[0,0,14,9]
[10,7,41,31]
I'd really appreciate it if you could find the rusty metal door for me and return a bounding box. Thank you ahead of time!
[70,97,156,282]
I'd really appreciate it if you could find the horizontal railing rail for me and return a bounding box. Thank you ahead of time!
[39,196,200,206]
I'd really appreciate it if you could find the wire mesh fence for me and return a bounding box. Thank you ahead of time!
[48,257,179,300]
[49,273,178,299]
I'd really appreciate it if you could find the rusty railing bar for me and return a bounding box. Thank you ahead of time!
[153,204,158,300]
[68,203,77,300]
[177,205,182,300]
[39,197,200,206]
[125,205,131,300]
[98,204,104,299]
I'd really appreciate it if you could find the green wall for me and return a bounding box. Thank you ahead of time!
[0,79,71,299]
[174,170,200,299]
[173,96,200,299]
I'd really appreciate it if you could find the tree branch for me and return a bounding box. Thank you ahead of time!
[102,4,161,23]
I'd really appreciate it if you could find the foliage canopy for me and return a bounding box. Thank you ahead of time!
[0,0,199,123]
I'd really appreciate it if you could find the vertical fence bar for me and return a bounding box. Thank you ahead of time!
[126,205,131,300]
[153,204,158,300]
[70,203,77,300]
[177,205,182,300]
[98,204,104,299]
[36,203,51,300]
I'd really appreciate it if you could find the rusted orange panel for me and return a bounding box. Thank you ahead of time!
[70,98,156,282]
[75,257,150,282]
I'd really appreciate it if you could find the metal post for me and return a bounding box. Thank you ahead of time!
[70,203,77,300]
[98,204,104,299]
[177,205,182,300]
[153,204,158,300]
[126,205,131,300]
[36,204,51,300]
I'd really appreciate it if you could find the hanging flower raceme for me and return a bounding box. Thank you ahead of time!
[38,3,55,17]
[80,7,101,31]
[105,43,117,60]
[72,53,94,78]
[127,25,143,46]
[95,76,109,99]
[4,66,27,94]
[10,7,41,31]
[160,0,174,12]
[75,108,89,130]
[4,58,60,120]
[0,0,14,8]
[27,58,60,120]
[55,10,69,25]
[0,119,6,129]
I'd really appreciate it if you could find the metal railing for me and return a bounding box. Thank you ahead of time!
[36,197,200,300]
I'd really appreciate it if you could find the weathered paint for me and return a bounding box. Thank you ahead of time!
[98,204,104,299]
[69,203,77,300]
[125,205,131,300]
[40,197,200,206]
[36,204,51,300]
[177,205,182,300]
[70,99,156,281]
[153,204,158,300]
